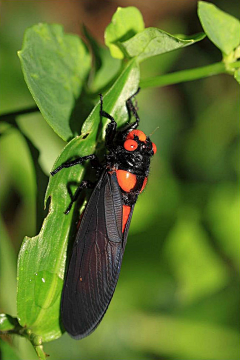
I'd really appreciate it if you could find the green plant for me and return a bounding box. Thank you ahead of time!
[0,3,239,359]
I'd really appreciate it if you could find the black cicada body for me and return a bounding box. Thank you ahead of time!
[51,89,156,339]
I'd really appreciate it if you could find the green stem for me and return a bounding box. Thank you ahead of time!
[140,61,240,89]
[0,329,47,360]
[0,314,47,360]
[1,61,239,121]
[0,105,39,124]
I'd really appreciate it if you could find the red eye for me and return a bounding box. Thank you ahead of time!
[152,142,157,154]
[126,130,146,142]
[124,139,138,151]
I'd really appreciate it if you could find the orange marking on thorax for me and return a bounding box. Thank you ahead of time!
[116,170,137,192]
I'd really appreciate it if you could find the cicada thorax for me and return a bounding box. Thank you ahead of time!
[109,128,157,233]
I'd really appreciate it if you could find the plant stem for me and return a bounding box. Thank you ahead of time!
[0,328,47,360]
[0,105,39,124]
[1,61,239,121]
[140,61,240,89]
[0,314,47,360]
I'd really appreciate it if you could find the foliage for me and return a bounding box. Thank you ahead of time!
[0,2,239,359]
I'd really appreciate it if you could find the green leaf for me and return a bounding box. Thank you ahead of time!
[105,7,145,59]
[118,28,205,62]
[18,23,91,141]
[17,59,139,342]
[198,2,240,55]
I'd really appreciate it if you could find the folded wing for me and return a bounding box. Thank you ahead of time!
[61,171,134,339]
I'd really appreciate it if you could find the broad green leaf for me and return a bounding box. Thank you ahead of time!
[118,28,205,62]
[105,7,145,59]
[198,2,240,55]
[17,59,140,342]
[18,23,91,141]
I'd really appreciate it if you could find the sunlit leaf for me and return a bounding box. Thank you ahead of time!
[105,7,145,59]
[118,28,205,62]
[18,23,91,141]
[198,2,240,55]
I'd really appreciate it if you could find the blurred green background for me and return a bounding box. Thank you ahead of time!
[0,1,239,359]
